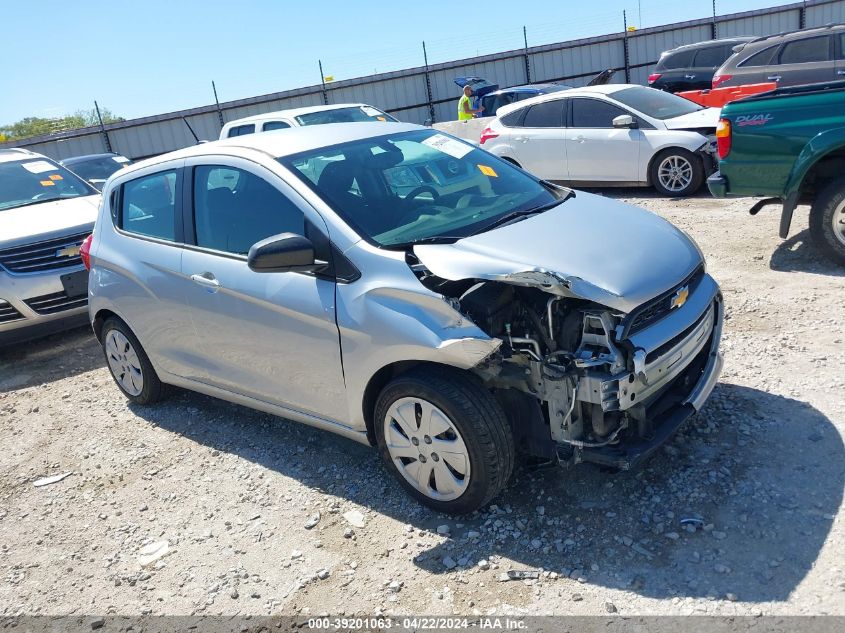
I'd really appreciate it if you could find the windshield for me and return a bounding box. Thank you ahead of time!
[610,86,703,119]
[280,129,559,247]
[294,106,398,126]
[65,155,130,183]
[0,158,98,212]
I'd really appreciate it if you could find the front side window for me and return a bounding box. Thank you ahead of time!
[609,86,702,120]
[193,165,304,255]
[121,170,177,241]
[521,100,565,128]
[262,121,291,131]
[227,124,256,137]
[0,159,97,212]
[571,99,627,128]
[779,36,831,64]
[281,129,559,248]
[294,106,398,126]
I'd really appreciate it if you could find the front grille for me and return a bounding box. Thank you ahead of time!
[627,266,705,334]
[0,232,89,273]
[0,301,24,323]
[24,291,87,315]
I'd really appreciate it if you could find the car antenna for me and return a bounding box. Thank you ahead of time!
[182,117,202,144]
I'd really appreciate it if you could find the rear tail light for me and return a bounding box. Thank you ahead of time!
[647,73,662,84]
[716,119,732,159]
[479,127,499,145]
[80,234,93,271]
[712,73,733,89]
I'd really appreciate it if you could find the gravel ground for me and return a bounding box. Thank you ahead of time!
[0,192,843,619]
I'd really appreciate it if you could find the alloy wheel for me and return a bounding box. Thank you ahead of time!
[382,397,471,501]
[833,199,845,247]
[657,155,694,193]
[105,330,144,396]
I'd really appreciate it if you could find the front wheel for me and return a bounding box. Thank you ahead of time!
[374,367,514,515]
[809,176,845,266]
[650,148,704,197]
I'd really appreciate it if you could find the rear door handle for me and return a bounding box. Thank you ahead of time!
[574,135,586,143]
[768,75,781,81]
[684,74,696,80]
[190,273,220,292]
[513,136,527,142]
[837,70,845,76]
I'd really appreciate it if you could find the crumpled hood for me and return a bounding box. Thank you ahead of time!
[663,107,720,130]
[414,191,702,314]
[0,195,100,248]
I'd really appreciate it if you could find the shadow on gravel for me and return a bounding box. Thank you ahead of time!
[131,378,843,604]
[0,326,101,392]
[770,228,845,277]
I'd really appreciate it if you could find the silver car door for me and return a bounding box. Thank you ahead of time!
[180,157,347,422]
[565,98,641,183]
[508,99,568,180]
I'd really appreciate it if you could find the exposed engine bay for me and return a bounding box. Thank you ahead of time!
[408,253,721,468]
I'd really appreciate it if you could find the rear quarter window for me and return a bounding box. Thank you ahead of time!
[120,170,177,241]
[657,49,695,70]
[738,45,779,67]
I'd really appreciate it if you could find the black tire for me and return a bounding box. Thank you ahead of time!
[649,148,705,197]
[809,177,845,266]
[101,317,166,405]
[374,366,514,515]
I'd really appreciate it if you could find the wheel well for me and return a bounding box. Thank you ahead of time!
[92,309,121,343]
[361,360,472,445]
[799,149,845,199]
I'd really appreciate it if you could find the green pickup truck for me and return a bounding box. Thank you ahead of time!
[707,82,845,265]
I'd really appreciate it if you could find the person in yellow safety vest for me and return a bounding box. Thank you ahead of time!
[458,85,483,121]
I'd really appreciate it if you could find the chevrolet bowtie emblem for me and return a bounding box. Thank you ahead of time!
[56,245,81,258]
[670,285,689,310]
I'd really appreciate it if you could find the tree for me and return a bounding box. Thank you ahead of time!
[0,107,124,142]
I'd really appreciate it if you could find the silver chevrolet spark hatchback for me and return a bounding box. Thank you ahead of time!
[88,122,723,514]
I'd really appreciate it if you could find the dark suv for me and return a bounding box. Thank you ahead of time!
[713,24,845,89]
[649,38,754,92]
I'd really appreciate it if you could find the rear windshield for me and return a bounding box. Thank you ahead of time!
[65,155,130,182]
[0,159,98,212]
[610,86,703,119]
[294,106,398,126]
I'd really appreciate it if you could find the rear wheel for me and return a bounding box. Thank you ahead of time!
[650,148,704,197]
[374,367,514,515]
[101,318,166,405]
[809,177,845,266]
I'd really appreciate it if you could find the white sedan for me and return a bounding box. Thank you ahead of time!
[479,84,719,196]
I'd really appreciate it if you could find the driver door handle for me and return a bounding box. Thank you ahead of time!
[191,273,220,292]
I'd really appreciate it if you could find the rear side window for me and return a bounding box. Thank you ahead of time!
[121,170,177,241]
[693,45,733,68]
[779,36,831,64]
[262,121,291,131]
[227,124,256,138]
[193,165,305,255]
[658,49,695,70]
[739,45,779,67]
[521,100,565,128]
[571,99,627,128]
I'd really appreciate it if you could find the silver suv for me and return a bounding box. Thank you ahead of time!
[88,122,723,513]
[0,149,101,344]
[713,24,845,89]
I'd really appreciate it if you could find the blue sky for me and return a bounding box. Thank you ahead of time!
[1,0,793,124]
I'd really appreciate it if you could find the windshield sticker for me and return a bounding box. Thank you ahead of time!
[376,116,386,122]
[478,164,498,177]
[22,160,58,174]
[48,174,63,181]
[39,180,55,187]
[112,156,130,163]
[422,134,473,159]
[361,106,382,117]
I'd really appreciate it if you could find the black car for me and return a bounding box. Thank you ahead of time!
[648,37,754,92]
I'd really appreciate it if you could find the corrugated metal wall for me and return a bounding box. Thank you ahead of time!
[4,0,843,161]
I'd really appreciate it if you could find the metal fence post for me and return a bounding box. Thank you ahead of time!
[623,11,631,84]
[800,0,806,29]
[212,81,225,130]
[523,26,531,84]
[318,60,329,105]
[94,101,113,153]
[712,0,718,39]
[423,42,436,124]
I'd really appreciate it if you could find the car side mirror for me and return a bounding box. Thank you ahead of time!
[613,114,637,129]
[247,233,325,273]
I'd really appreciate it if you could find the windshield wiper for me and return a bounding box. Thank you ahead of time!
[467,192,573,236]
[388,235,465,248]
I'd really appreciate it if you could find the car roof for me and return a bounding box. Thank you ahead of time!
[494,83,637,117]
[661,37,755,54]
[124,122,424,173]
[746,23,845,45]
[0,148,44,164]
[489,83,565,94]
[225,103,381,126]
[60,153,121,165]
